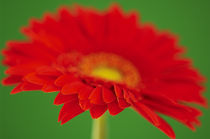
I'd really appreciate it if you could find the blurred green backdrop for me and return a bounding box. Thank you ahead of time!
[0,0,210,139]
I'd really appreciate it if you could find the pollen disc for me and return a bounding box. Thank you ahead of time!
[78,52,140,88]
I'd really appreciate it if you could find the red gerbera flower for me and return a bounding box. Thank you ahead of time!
[2,5,206,139]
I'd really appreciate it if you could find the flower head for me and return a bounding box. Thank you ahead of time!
[2,5,206,139]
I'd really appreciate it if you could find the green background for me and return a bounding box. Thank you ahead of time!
[0,0,210,139]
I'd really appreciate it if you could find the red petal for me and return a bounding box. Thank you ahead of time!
[6,41,55,62]
[2,75,22,85]
[132,102,175,139]
[129,91,139,102]
[10,82,41,94]
[5,63,45,75]
[152,81,206,106]
[108,101,123,116]
[79,100,91,110]
[24,72,47,85]
[6,66,32,75]
[36,66,61,76]
[133,102,160,126]
[102,87,116,103]
[61,81,85,95]
[142,94,202,130]
[89,105,107,119]
[118,98,130,109]
[89,87,104,105]
[42,82,59,93]
[55,74,80,87]
[78,85,93,100]
[11,83,23,94]
[54,93,77,105]
[59,101,84,125]
[123,89,132,103]
[114,84,123,98]
[123,89,139,103]
[21,82,42,91]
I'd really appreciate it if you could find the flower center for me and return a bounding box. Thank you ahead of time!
[78,52,140,88]
[91,66,122,82]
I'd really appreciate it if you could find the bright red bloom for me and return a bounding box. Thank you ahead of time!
[2,5,206,139]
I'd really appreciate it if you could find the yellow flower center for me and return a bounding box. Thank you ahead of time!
[91,66,122,82]
[78,52,140,88]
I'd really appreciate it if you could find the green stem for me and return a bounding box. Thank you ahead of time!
[91,114,107,139]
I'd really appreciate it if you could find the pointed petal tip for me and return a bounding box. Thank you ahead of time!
[53,101,60,106]
[202,99,209,108]
[109,3,122,11]
[10,84,23,94]
[2,79,8,86]
[10,91,19,95]
[89,105,107,119]
[108,101,124,116]
[60,120,67,125]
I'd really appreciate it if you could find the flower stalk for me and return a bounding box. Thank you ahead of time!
[91,114,107,139]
